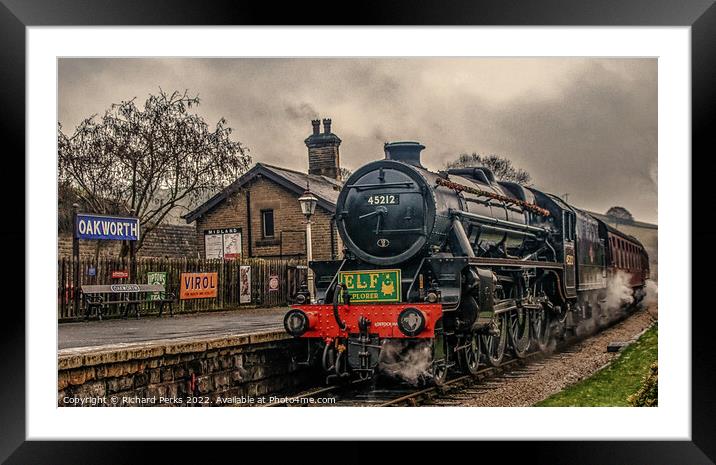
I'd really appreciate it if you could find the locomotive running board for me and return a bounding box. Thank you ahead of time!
[467,257,563,269]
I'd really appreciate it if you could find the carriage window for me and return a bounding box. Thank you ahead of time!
[610,238,615,265]
[631,247,635,269]
[610,238,615,264]
[631,246,635,269]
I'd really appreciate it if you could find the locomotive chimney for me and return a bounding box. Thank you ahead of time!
[305,118,341,180]
[384,141,426,168]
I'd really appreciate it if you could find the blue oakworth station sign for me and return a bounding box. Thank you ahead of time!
[75,214,140,241]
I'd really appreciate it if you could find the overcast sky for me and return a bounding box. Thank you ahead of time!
[58,58,657,223]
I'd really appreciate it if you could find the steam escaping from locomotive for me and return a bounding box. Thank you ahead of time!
[636,279,658,320]
[640,279,658,309]
[574,311,598,338]
[378,340,433,385]
[606,271,635,311]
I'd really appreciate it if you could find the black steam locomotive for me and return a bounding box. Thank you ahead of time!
[284,141,650,384]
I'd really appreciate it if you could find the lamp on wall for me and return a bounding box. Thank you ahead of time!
[298,183,318,303]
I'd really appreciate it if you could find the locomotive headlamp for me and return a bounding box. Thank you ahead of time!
[397,307,426,337]
[284,309,310,337]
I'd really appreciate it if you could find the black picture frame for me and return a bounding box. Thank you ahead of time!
[2,0,713,463]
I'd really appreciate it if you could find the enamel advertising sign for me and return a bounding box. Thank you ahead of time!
[179,272,218,300]
[239,265,251,304]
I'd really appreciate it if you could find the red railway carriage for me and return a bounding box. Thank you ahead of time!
[601,222,650,288]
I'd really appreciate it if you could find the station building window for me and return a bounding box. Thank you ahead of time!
[262,209,275,238]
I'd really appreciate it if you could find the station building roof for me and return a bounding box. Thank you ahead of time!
[183,162,344,223]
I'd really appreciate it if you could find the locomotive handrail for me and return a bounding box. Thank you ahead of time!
[367,228,425,235]
[476,223,538,239]
[345,181,415,190]
[449,208,551,235]
[332,283,348,331]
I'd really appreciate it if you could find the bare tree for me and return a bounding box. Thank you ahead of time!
[58,89,251,254]
[446,153,532,184]
[339,167,353,182]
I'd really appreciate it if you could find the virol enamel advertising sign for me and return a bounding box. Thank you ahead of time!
[179,272,218,300]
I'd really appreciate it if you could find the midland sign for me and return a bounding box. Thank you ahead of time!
[338,269,401,303]
[75,214,140,241]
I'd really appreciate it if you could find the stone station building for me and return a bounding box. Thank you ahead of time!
[184,119,345,261]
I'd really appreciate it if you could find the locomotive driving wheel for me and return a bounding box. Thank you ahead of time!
[458,332,482,375]
[481,312,507,366]
[429,318,449,385]
[509,307,531,358]
[531,308,554,353]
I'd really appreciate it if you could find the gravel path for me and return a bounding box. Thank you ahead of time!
[461,306,658,407]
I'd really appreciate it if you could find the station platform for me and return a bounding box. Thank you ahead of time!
[58,307,288,350]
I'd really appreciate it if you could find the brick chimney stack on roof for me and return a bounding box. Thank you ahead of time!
[305,118,341,180]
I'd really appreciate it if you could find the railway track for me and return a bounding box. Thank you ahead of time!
[377,353,541,407]
[264,353,541,407]
[265,307,643,408]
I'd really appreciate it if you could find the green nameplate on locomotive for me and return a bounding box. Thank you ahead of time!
[338,269,401,303]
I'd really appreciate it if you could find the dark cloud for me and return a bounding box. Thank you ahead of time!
[58,58,657,223]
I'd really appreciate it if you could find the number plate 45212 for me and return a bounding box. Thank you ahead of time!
[367,194,399,205]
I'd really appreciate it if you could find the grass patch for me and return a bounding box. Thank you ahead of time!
[536,324,658,407]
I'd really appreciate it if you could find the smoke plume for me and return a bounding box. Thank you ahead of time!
[284,102,318,120]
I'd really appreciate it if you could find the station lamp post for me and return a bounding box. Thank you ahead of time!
[298,184,318,303]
